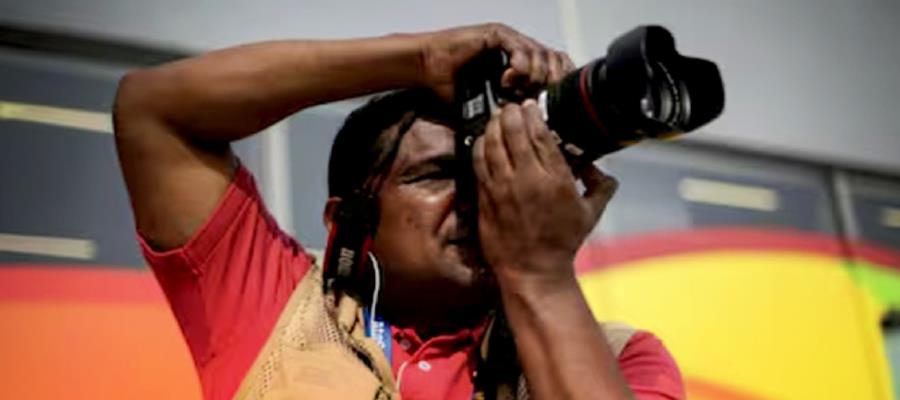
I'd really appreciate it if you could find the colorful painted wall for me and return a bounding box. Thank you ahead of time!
[577,227,900,400]
[2,227,898,399]
[0,266,201,399]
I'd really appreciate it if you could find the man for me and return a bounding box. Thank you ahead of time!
[113,23,684,399]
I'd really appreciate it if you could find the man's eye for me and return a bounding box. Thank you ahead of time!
[408,170,451,183]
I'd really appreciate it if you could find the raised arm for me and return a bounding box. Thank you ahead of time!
[117,24,545,250]
[112,34,435,250]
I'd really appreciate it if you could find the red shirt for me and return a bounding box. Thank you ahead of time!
[141,165,685,400]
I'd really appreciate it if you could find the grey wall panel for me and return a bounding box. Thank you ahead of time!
[0,49,141,267]
[853,196,900,251]
[0,0,566,53]
[0,122,143,267]
[0,47,265,267]
[596,142,838,238]
[845,173,900,251]
[0,48,121,110]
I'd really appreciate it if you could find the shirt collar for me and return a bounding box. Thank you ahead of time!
[392,315,491,350]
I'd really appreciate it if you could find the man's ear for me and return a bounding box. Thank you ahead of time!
[323,197,342,232]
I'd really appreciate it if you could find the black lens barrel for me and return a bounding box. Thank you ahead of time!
[543,25,725,164]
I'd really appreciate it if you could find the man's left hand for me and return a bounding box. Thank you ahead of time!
[472,100,617,292]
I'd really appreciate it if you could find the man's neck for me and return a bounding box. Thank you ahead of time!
[383,305,492,340]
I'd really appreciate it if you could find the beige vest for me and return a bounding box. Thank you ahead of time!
[235,264,635,400]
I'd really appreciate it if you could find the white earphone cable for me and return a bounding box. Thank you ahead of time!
[368,252,381,335]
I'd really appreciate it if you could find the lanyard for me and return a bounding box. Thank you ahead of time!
[363,307,393,365]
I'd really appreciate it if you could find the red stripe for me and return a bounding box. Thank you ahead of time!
[849,242,900,269]
[578,62,610,137]
[0,265,165,303]
[5,229,897,302]
[574,227,900,273]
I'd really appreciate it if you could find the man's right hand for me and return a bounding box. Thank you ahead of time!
[418,23,575,102]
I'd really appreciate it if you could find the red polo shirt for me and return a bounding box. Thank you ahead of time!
[141,165,685,400]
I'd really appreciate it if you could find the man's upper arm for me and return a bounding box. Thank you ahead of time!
[114,70,235,250]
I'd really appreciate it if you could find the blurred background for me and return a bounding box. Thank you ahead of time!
[0,0,898,399]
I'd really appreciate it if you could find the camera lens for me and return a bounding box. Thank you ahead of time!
[541,26,724,164]
[645,61,688,127]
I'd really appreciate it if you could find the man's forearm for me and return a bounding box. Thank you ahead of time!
[118,34,428,143]
[499,274,634,400]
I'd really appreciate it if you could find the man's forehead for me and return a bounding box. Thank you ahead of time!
[395,119,455,165]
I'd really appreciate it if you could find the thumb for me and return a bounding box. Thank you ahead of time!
[578,164,617,222]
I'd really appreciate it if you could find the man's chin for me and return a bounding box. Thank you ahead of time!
[445,244,486,270]
[444,260,496,297]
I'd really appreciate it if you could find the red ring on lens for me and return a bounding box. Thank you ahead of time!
[578,62,611,138]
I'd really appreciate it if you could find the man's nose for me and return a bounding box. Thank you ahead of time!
[451,179,479,237]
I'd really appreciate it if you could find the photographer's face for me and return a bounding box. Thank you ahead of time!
[371,118,491,320]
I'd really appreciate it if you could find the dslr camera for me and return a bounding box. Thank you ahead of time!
[452,25,725,230]
[454,25,725,165]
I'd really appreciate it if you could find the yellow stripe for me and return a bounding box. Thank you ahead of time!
[880,207,900,229]
[678,177,780,212]
[579,251,891,400]
[0,101,112,134]
[0,232,97,260]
